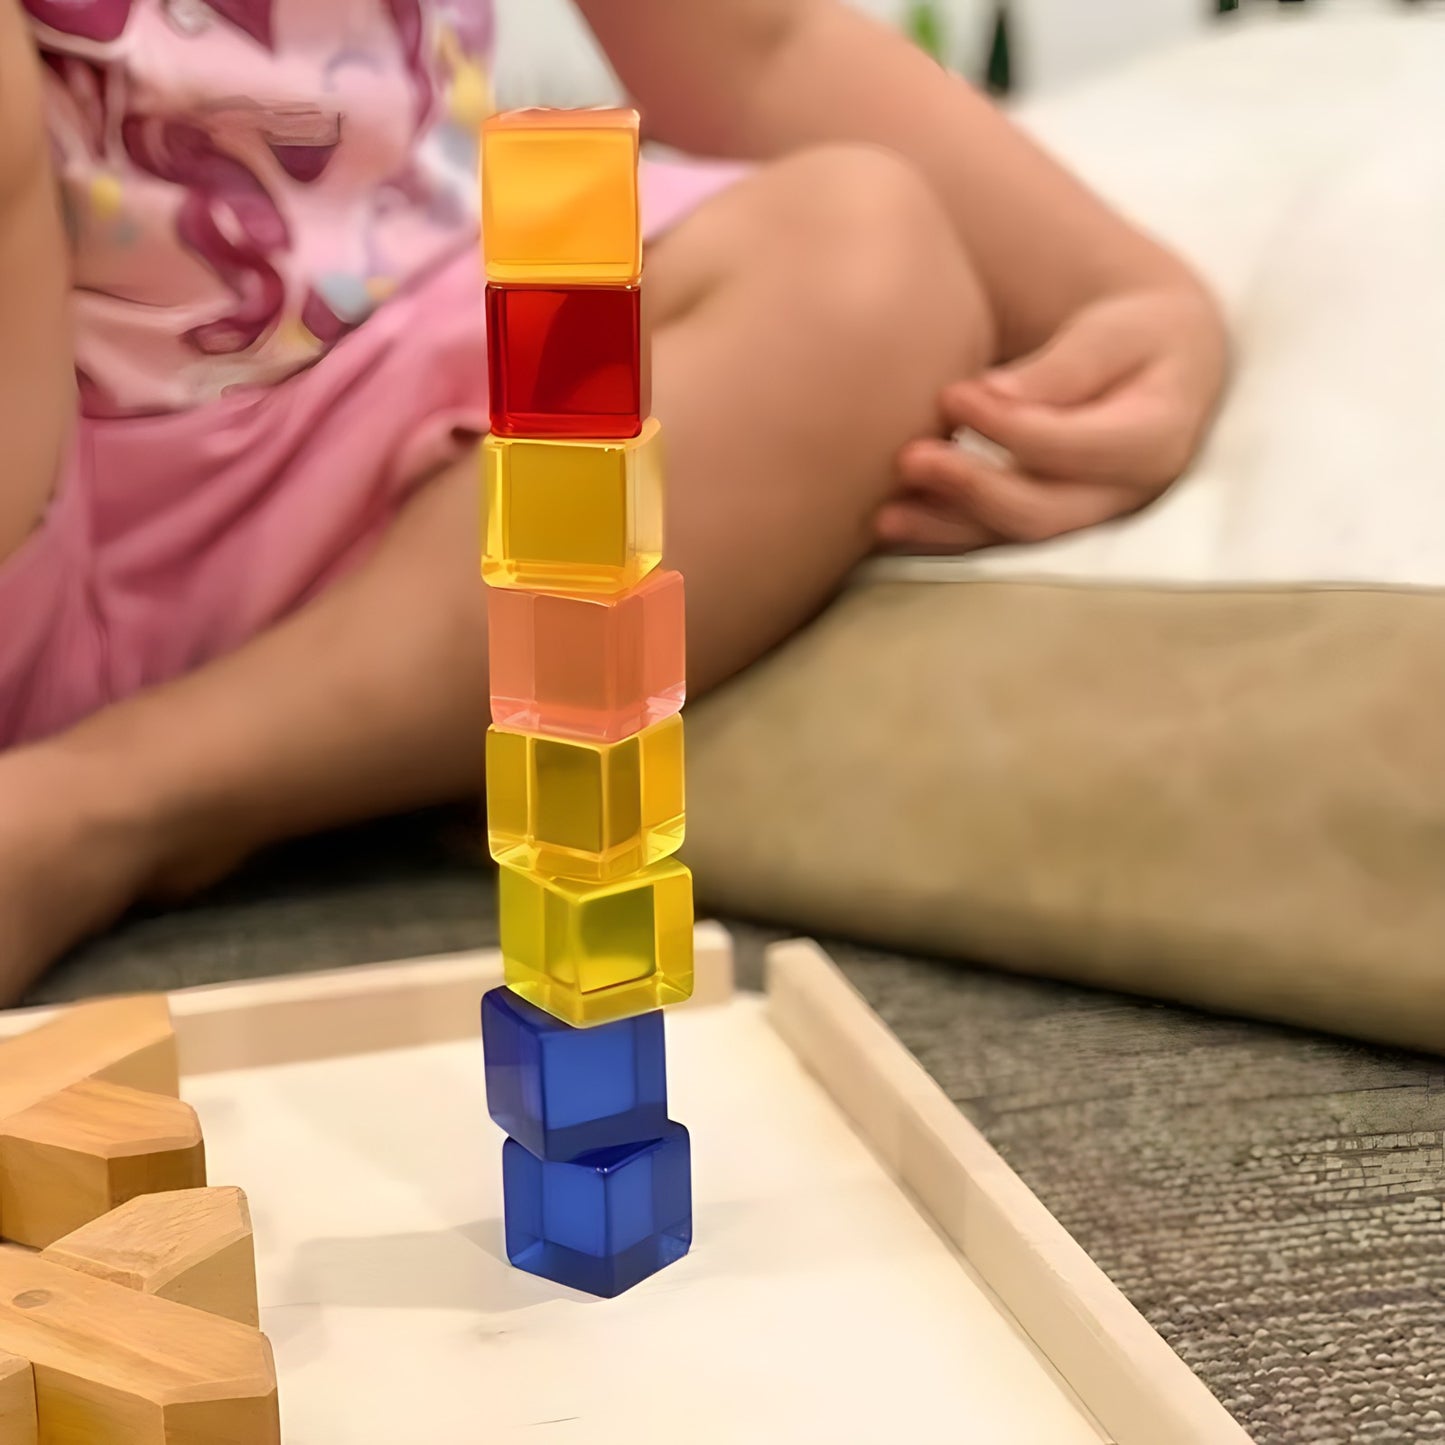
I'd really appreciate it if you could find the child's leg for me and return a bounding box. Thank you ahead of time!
[646,145,994,688]
[0,1,72,558]
[0,145,992,992]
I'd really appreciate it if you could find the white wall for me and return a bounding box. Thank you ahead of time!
[992,0,1419,91]
[492,0,619,109]
[1009,0,1210,94]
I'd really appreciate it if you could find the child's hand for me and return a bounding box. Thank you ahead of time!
[877,286,1228,553]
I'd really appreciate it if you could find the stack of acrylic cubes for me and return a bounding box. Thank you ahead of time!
[479,107,695,1299]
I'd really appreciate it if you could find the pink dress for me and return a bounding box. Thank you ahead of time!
[0,0,743,747]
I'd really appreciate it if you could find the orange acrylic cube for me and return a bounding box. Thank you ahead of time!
[489,570,685,743]
[482,108,641,285]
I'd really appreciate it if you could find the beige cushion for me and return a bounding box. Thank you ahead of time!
[687,17,1445,1052]
[687,581,1445,1052]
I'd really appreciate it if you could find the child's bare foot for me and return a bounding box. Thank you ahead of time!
[0,743,160,1003]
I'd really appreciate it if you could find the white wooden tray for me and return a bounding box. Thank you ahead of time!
[0,928,1253,1444]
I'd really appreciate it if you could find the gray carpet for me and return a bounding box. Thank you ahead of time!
[30,811,1445,1445]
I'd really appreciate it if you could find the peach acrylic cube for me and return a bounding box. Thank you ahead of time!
[488,570,685,743]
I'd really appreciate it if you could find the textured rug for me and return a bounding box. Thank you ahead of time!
[28,812,1445,1445]
[832,946,1445,1445]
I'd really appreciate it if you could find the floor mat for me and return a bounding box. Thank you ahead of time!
[28,813,1445,1445]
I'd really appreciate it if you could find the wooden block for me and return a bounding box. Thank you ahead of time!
[0,1082,205,1249]
[0,1247,278,1443]
[0,1352,37,1445]
[44,1187,259,1328]
[0,997,179,1124]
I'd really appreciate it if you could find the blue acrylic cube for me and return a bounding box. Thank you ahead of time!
[503,1122,692,1298]
[482,986,668,1163]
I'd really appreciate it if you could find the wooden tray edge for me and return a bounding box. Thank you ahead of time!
[0,922,736,1076]
[765,938,1257,1445]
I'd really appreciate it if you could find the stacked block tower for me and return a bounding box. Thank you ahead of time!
[478,107,695,1299]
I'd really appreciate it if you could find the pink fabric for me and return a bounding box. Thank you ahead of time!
[29,0,494,416]
[0,154,745,750]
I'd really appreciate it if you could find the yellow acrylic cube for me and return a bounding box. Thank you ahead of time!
[487,715,685,882]
[482,420,663,595]
[500,860,695,1027]
[482,108,641,284]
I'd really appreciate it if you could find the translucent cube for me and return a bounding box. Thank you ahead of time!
[482,108,641,285]
[488,569,685,743]
[499,860,694,1027]
[503,1123,691,1297]
[482,421,663,596]
[486,283,646,440]
[487,716,684,883]
[481,986,667,1162]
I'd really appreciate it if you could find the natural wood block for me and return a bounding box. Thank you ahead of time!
[0,997,179,1124]
[0,1082,205,1249]
[0,1351,37,1445]
[0,1247,279,1443]
[0,996,279,1440]
[44,1187,259,1328]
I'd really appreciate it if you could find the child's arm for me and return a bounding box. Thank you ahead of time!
[0,0,74,558]
[581,0,1227,550]
[582,0,1195,358]
[0,0,48,195]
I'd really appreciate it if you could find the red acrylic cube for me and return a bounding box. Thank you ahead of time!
[488,569,685,743]
[486,283,648,440]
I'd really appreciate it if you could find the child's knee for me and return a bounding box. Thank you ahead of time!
[758,144,994,370]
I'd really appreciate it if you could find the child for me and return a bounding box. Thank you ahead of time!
[0,0,1227,997]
